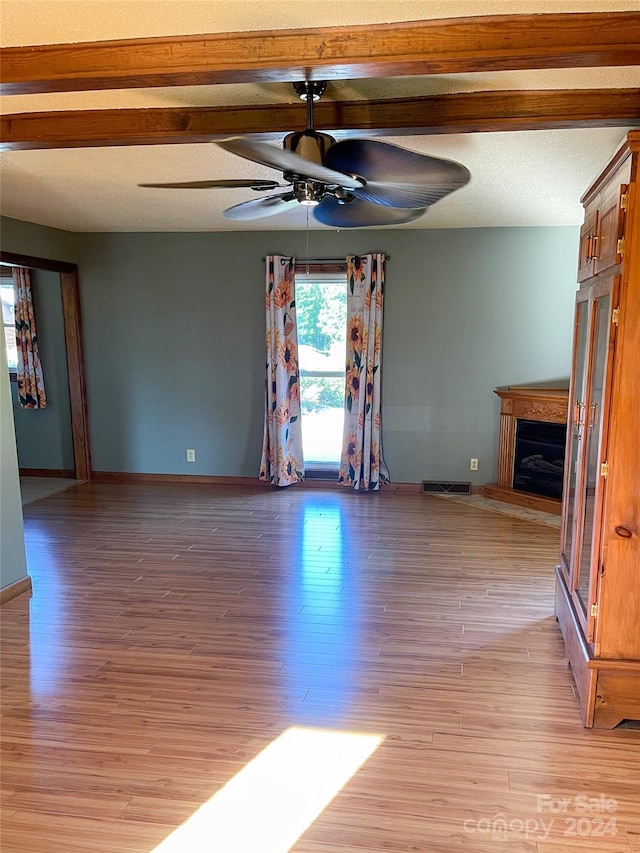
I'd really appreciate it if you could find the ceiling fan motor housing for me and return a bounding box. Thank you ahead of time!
[283,130,336,175]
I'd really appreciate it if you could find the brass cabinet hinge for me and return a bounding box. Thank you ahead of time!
[620,192,628,210]
[616,237,625,257]
[612,307,620,325]
[591,603,599,618]
[600,462,609,478]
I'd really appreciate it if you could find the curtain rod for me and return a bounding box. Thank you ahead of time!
[262,255,390,263]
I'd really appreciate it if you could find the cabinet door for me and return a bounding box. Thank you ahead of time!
[559,293,590,579]
[578,207,598,282]
[572,277,618,637]
[594,184,627,275]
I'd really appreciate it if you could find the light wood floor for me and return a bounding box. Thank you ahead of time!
[1,483,638,852]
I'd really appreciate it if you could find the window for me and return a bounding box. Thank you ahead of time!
[1,280,18,378]
[295,272,346,467]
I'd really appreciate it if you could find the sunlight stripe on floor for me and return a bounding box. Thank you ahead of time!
[151,726,383,853]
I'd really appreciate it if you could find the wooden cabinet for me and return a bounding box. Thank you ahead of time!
[577,178,627,283]
[577,204,599,283]
[556,130,640,729]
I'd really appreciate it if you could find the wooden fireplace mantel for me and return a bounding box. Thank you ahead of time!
[484,386,569,514]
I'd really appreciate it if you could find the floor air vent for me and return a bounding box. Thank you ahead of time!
[422,481,472,495]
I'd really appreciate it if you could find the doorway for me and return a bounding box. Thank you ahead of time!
[0,251,91,483]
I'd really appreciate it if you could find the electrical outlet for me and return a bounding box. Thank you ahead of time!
[186,449,196,463]
[470,458,479,471]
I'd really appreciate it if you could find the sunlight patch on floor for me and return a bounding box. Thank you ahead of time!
[20,476,80,505]
[151,726,383,853]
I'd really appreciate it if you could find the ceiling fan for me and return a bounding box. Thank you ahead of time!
[140,82,471,228]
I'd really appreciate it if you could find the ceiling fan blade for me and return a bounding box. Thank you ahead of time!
[223,193,299,221]
[314,196,427,228]
[325,139,470,209]
[138,179,284,190]
[216,137,363,190]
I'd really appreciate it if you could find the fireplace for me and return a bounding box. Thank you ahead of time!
[484,384,569,514]
[513,418,566,500]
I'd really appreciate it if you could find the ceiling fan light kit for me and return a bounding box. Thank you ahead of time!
[140,81,470,227]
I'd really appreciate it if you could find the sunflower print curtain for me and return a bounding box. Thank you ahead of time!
[13,267,47,409]
[339,254,389,491]
[259,256,305,487]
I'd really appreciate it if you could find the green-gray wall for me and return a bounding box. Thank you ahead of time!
[1,340,27,590]
[1,217,579,484]
[0,217,79,264]
[11,269,74,471]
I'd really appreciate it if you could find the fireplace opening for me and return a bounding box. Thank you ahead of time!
[513,418,566,500]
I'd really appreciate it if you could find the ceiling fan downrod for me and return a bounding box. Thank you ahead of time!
[283,81,337,195]
[292,80,327,129]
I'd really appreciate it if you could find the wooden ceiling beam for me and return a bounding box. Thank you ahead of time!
[2,90,639,151]
[2,12,640,95]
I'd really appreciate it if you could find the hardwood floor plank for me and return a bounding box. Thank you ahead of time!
[627,831,640,852]
[1,483,637,852]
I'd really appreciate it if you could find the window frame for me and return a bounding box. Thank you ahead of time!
[295,266,347,473]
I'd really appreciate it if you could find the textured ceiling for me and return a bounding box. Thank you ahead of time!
[3,0,638,44]
[0,1,638,232]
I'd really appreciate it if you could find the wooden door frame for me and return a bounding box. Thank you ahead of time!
[0,250,91,480]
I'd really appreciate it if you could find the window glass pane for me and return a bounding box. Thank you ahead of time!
[296,274,346,465]
[297,275,346,372]
[563,299,589,571]
[4,325,18,371]
[576,293,611,612]
[1,283,14,326]
[1,283,17,370]
[298,376,345,463]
